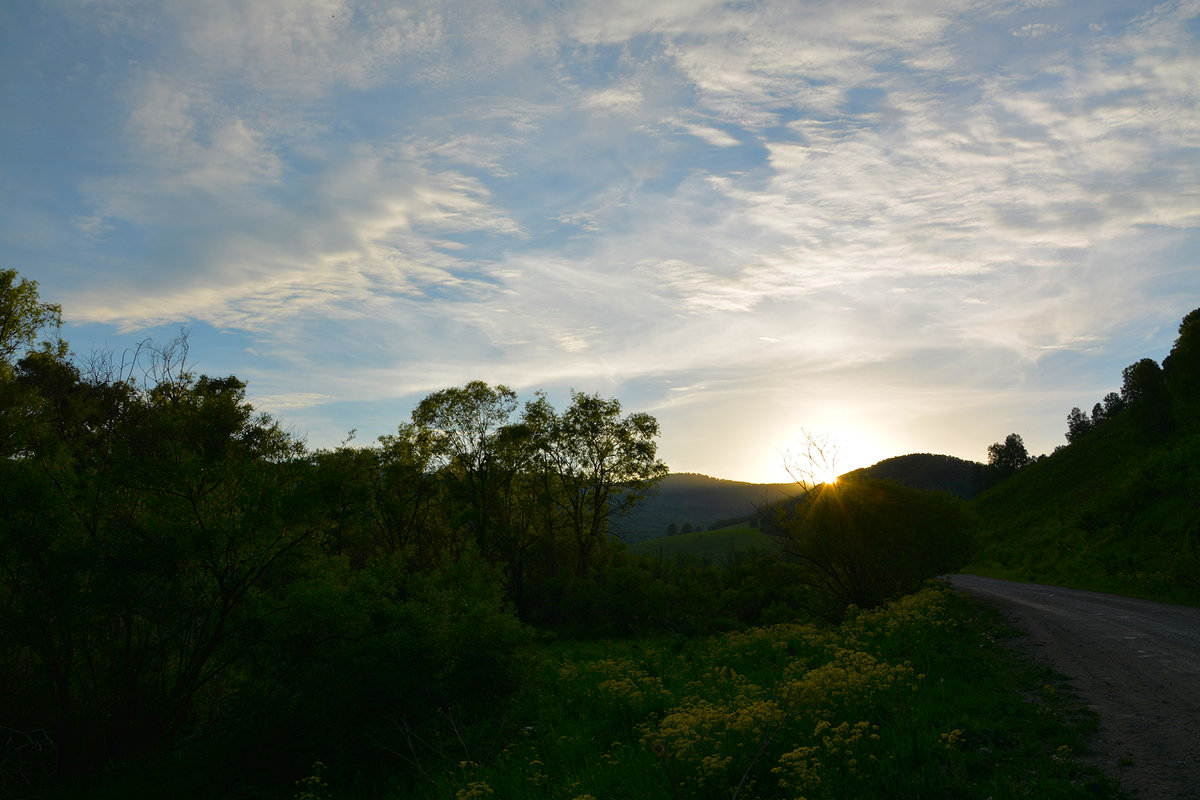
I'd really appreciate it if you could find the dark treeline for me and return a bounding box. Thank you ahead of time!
[0,269,977,798]
[977,306,1200,489]
[1063,309,1200,445]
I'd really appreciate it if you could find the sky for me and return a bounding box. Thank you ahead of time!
[2,0,1198,483]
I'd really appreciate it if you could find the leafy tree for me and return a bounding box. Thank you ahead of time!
[0,268,66,375]
[1066,407,1093,443]
[525,391,668,577]
[0,270,69,457]
[1101,391,1126,419]
[410,381,520,554]
[1121,357,1166,405]
[987,433,1033,479]
[1121,357,1171,435]
[1163,307,1200,415]
[0,341,322,776]
[779,477,974,618]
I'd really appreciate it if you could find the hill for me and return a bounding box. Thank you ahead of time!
[627,523,781,561]
[966,414,1200,604]
[965,306,1200,605]
[846,452,984,499]
[613,473,801,542]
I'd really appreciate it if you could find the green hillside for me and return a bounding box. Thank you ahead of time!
[965,308,1200,606]
[613,472,801,542]
[966,417,1200,604]
[627,523,781,561]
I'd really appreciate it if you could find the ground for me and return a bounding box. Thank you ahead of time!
[949,574,1200,800]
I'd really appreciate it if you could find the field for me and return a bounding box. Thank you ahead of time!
[322,583,1115,800]
[627,525,781,561]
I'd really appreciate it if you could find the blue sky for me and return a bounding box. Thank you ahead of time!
[3,0,1198,482]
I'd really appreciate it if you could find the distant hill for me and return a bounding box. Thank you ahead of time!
[614,473,801,542]
[845,453,984,499]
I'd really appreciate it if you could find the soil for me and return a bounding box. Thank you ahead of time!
[948,575,1200,800]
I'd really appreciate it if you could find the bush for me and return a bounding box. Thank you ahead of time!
[779,477,975,618]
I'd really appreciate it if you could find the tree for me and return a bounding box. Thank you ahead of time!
[0,268,66,377]
[987,433,1033,480]
[525,390,668,577]
[779,476,973,618]
[410,381,520,553]
[1066,407,1093,443]
[0,336,324,776]
[1101,391,1126,419]
[0,269,69,457]
[1163,307,1200,413]
[1121,358,1166,406]
[1121,357,1170,435]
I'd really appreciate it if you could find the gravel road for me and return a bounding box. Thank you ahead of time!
[948,575,1200,800]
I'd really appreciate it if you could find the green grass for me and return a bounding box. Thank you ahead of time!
[317,583,1117,800]
[627,525,780,561]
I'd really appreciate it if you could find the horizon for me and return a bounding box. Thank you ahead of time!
[3,1,1198,484]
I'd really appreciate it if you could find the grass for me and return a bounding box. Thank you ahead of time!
[966,416,1200,606]
[627,525,780,562]
[327,582,1117,800]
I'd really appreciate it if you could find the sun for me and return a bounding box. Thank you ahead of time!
[813,466,840,486]
[778,427,884,487]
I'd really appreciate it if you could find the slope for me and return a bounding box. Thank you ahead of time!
[966,404,1200,605]
[613,473,801,542]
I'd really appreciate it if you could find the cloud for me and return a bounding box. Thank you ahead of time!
[8,0,1199,479]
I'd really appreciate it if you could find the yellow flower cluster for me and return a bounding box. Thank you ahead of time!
[774,720,879,794]
[783,647,914,708]
[565,656,673,712]
[454,780,494,799]
[939,728,966,750]
[844,584,956,639]
[641,694,785,789]
[629,587,961,798]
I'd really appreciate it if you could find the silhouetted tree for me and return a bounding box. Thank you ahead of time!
[1101,391,1126,419]
[1121,357,1171,435]
[987,433,1033,478]
[526,390,668,576]
[1066,407,1093,443]
[779,477,974,618]
[410,381,520,555]
[1164,307,1200,414]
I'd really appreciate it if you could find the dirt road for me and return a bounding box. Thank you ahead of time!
[948,575,1200,799]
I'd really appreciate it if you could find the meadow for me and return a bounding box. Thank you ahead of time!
[627,524,780,562]
[294,583,1115,800]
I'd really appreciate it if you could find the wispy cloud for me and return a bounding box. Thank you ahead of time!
[4,0,1198,479]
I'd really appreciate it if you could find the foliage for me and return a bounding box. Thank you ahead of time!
[409,584,1112,800]
[973,305,1200,604]
[628,524,779,562]
[0,268,66,377]
[985,433,1034,482]
[968,414,1200,604]
[777,477,976,618]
